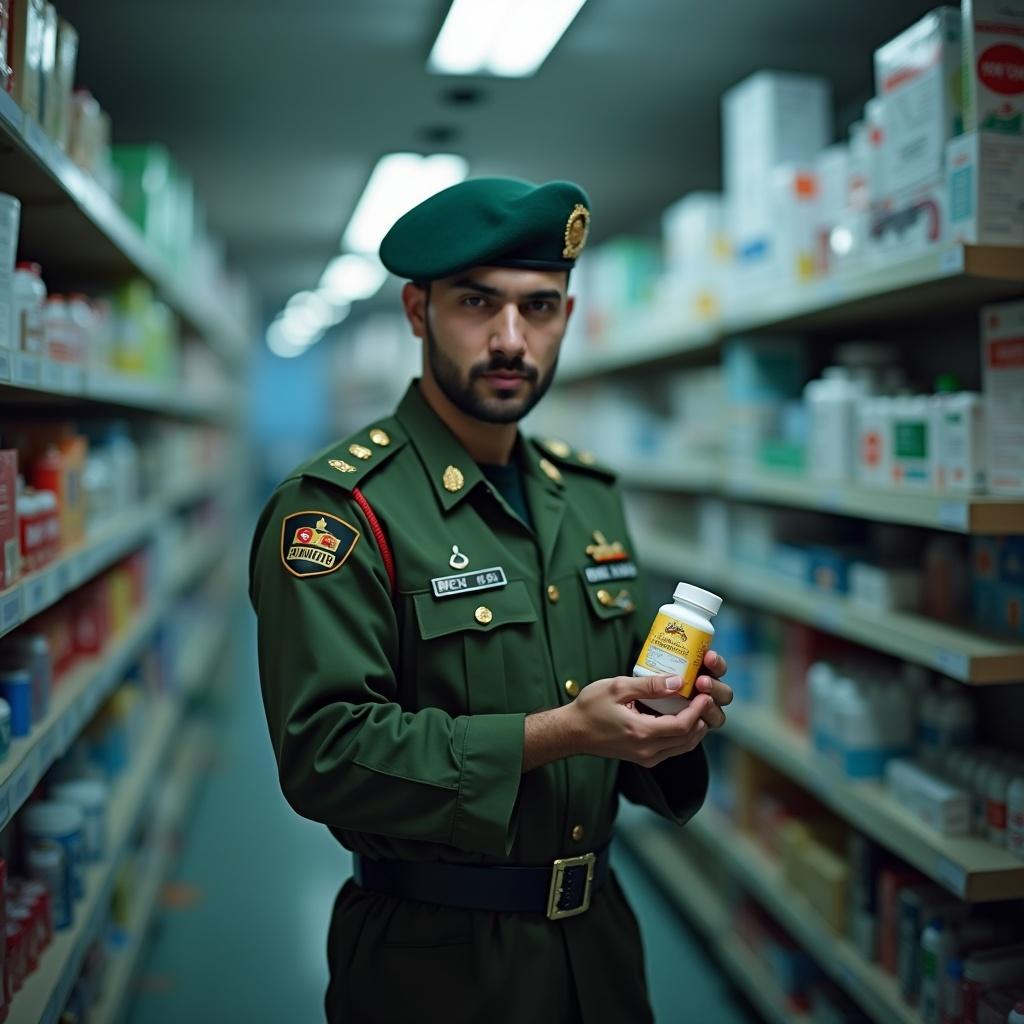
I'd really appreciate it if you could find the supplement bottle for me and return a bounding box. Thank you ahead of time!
[634,582,722,714]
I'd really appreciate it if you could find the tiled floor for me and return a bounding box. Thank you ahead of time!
[126,609,757,1024]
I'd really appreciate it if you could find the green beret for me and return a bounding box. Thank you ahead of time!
[379,177,591,281]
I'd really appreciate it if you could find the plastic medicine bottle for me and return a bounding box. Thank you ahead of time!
[634,582,722,714]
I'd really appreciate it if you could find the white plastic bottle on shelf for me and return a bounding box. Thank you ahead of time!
[13,261,47,354]
[66,294,93,370]
[830,674,860,769]
[808,661,835,756]
[837,680,879,778]
[939,391,987,495]
[1008,768,1024,860]
[934,680,976,752]
[805,367,867,483]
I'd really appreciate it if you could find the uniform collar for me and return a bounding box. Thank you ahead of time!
[395,382,490,511]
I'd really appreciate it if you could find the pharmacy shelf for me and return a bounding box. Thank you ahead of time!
[0,358,239,423]
[557,243,1024,385]
[639,535,1024,684]
[684,807,917,1024]
[89,713,216,1024]
[0,470,224,641]
[0,89,246,363]
[724,704,1024,903]
[620,460,1024,535]
[8,704,212,1024]
[0,530,229,836]
[617,820,807,1024]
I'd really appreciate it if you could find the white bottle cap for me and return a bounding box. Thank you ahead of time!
[22,800,84,838]
[673,582,722,616]
[50,779,108,811]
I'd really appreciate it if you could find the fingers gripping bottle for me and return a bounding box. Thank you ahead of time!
[634,582,723,714]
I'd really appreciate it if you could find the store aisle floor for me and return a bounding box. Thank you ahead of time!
[127,606,756,1024]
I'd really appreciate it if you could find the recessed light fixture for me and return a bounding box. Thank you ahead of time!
[428,0,587,78]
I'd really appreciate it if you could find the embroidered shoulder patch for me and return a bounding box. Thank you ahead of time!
[280,511,360,578]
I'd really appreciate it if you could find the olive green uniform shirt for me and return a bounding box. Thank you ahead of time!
[249,382,708,1023]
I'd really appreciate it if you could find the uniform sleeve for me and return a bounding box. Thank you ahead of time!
[615,501,709,825]
[249,478,525,858]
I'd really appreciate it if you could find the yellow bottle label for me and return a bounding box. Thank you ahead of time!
[636,613,713,697]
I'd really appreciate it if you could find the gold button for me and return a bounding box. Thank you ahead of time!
[328,459,356,473]
[596,589,613,607]
[369,428,391,446]
[547,584,560,603]
[564,679,580,698]
[571,825,585,842]
[545,439,571,458]
[578,451,597,465]
[539,457,562,483]
[349,444,373,460]
[475,606,493,625]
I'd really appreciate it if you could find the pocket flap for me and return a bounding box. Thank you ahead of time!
[583,581,638,621]
[413,579,538,639]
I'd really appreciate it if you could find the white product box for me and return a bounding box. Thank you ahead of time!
[938,391,987,493]
[890,395,942,490]
[770,164,822,285]
[885,758,971,835]
[857,397,894,488]
[850,562,923,611]
[0,195,21,352]
[981,300,1024,495]
[947,131,1024,245]
[875,7,964,194]
[868,177,948,263]
[723,71,832,251]
[658,192,729,321]
[963,0,1024,136]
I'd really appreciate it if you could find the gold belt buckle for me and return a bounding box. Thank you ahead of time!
[546,852,596,920]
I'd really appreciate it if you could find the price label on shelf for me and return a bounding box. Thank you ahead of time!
[934,648,970,680]
[0,589,22,634]
[22,570,53,618]
[939,247,964,275]
[12,352,40,388]
[937,501,969,532]
[935,856,968,897]
[0,347,10,382]
[41,357,63,391]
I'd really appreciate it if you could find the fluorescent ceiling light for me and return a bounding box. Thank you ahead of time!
[428,0,587,77]
[343,152,468,255]
[319,254,388,304]
[285,290,344,332]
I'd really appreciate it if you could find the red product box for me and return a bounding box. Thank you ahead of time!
[0,452,16,590]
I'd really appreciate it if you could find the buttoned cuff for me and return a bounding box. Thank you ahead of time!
[451,713,526,857]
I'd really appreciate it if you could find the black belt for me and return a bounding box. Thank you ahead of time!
[352,845,610,920]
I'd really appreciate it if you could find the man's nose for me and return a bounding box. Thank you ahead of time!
[489,302,527,355]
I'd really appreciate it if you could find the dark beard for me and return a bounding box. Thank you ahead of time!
[424,313,557,424]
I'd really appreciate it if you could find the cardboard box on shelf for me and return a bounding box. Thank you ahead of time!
[723,70,832,257]
[7,0,44,121]
[962,0,1024,136]
[874,7,963,195]
[868,176,948,263]
[981,299,1024,495]
[947,131,1024,245]
[0,450,17,590]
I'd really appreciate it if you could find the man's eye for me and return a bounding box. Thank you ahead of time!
[527,301,555,313]
[461,295,486,307]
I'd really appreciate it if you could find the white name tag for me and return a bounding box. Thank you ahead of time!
[583,561,638,584]
[431,566,508,598]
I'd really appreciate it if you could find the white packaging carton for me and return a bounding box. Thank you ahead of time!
[963,0,1024,136]
[658,192,730,320]
[868,178,949,262]
[875,8,964,195]
[723,71,832,255]
[939,392,987,493]
[981,300,1024,495]
[947,130,1024,244]
[890,395,942,490]
[857,397,894,488]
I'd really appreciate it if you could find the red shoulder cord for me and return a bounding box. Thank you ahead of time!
[352,487,396,594]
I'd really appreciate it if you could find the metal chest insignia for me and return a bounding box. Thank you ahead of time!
[585,530,628,564]
[280,511,360,578]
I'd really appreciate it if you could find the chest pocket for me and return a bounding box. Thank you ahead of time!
[411,580,539,715]
[579,579,638,681]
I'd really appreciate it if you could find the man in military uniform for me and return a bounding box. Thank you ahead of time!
[249,178,732,1023]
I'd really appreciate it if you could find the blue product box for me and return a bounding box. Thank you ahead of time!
[808,545,856,595]
[772,543,814,585]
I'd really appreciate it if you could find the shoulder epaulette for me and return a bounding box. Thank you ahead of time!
[292,418,408,494]
[532,437,617,480]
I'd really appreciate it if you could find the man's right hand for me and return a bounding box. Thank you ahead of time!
[522,675,714,773]
[567,675,711,767]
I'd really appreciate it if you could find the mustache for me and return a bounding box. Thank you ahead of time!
[469,355,539,381]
